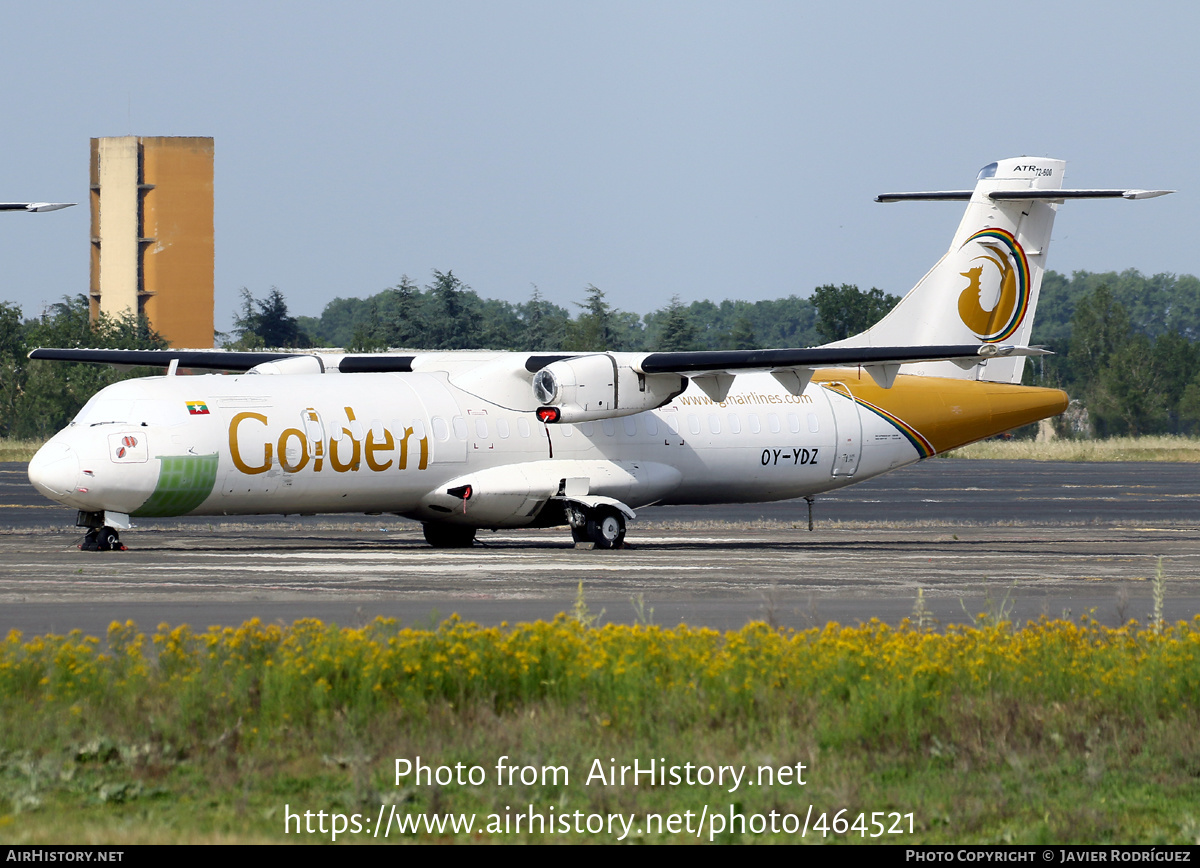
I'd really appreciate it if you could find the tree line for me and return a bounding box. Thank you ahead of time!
[219,268,1200,437]
[2,268,1198,440]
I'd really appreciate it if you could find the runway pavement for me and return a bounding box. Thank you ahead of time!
[1,459,1198,636]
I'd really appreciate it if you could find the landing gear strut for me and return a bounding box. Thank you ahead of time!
[568,505,626,550]
[80,526,124,552]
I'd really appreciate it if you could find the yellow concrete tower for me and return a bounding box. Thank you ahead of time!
[90,136,214,348]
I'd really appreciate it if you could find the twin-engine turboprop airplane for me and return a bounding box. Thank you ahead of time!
[27,157,1170,551]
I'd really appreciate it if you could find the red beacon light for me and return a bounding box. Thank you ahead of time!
[536,407,560,423]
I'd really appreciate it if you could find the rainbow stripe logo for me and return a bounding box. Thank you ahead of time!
[855,397,935,458]
[956,228,1030,343]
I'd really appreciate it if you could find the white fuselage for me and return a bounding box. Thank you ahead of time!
[28,368,914,527]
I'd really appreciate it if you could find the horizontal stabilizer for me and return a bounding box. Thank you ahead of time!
[0,202,75,212]
[877,189,1173,203]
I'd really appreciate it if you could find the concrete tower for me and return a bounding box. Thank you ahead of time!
[90,136,214,348]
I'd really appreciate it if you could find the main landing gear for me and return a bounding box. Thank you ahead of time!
[421,503,628,550]
[567,504,627,550]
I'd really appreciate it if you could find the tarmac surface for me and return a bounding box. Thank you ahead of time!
[1,459,1198,636]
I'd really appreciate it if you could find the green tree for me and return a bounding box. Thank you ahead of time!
[564,285,615,352]
[6,295,166,440]
[729,314,758,349]
[1088,334,1170,436]
[1066,285,1131,390]
[378,275,424,348]
[425,270,483,349]
[812,284,900,343]
[0,302,27,435]
[231,288,312,349]
[519,285,569,350]
[655,295,699,351]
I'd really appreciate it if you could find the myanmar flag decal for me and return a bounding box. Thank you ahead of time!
[186,401,210,415]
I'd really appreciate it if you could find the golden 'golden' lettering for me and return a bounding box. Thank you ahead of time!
[277,427,309,473]
[398,426,415,470]
[227,406,430,477]
[229,412,271,475]
[365,428,395,471]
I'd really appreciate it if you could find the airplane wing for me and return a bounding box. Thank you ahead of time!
[636,343,1043,374]
[27,348,306,371]
[27,347,429,374]
[29,343,1048,411]
[633,343,1046,396]
[30,344,1045,375]
[1,202,75,212]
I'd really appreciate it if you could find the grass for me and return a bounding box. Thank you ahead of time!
[946,435,1200,462]
[0,439,42,463]
[3,609,1200,844]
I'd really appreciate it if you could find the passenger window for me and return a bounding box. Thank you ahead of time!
[432,417,449,441]
[768,414,781,434]
[708,415,721,434]
[787,413,800,434]
[304,408,325,442]
[602,419,615,436]
[646,416,659,436]
[807,412,820,433]
[623,417,637,436]
[517,418,530,438]
[581,421,595,436]
[561,424,573,437]
[666,415,680,434]
[688,415,701,436]
[497,419,510,439]
[452,416,468,440]
[475,418,489,439]
[727,414,741,434]
[412,419,427,440]
[748,414,761,434]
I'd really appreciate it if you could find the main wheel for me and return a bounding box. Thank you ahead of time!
[422,523,477,548]
[585,507,626,550]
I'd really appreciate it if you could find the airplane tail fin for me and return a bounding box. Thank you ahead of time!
[829,157,1170,384]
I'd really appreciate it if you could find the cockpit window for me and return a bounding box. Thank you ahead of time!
[71,397,189,428]
[72,397,135,426]
[977,162,998,180]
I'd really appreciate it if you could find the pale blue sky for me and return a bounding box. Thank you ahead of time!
[1,1,1194,339]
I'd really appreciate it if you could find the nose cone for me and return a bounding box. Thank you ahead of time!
[28,441,81,500]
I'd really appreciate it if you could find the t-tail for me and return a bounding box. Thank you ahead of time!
[827,157,1172,384]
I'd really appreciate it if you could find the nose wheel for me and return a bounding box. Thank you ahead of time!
[81,526,125,552]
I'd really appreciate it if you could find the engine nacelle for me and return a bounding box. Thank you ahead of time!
[532,354,685,423]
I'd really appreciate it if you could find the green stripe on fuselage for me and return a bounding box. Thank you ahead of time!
[131,454,220,517]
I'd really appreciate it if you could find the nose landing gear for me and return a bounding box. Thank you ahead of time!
[76,510,128,552]
[80,526,125,552]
